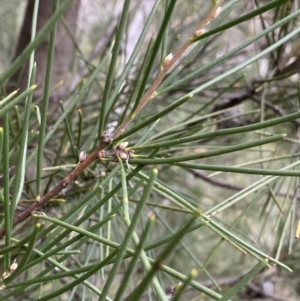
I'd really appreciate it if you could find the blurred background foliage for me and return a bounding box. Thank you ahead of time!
[1,0,300,300]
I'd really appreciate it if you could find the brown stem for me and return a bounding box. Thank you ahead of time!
[0,146,103,239]
[111,39,191,140]
[111,2,223,140]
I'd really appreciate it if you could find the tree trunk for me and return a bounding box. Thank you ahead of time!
[9,0,80,103]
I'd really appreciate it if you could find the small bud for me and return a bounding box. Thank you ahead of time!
[174,282,183,292]
[195,28,206,37]
[9,263,18,273]
[151,91,158,99]
[116,141,128,150]
[9,260,18,273]
[98,150,105,158]
[118,152,128,160]
[101,132,112,145]
[79,151,87,163]
[211,6,221,20]
[128,150,134,157]
[162,53,173,68]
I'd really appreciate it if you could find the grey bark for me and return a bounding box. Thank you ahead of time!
[9,0,80,102]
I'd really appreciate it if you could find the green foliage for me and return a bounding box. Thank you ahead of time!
[1,0,300,300]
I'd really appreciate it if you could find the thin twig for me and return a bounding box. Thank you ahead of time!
[186,168,300,200]
[111,2,224,140]
[187,169,244,190]
[0,145,103,239]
